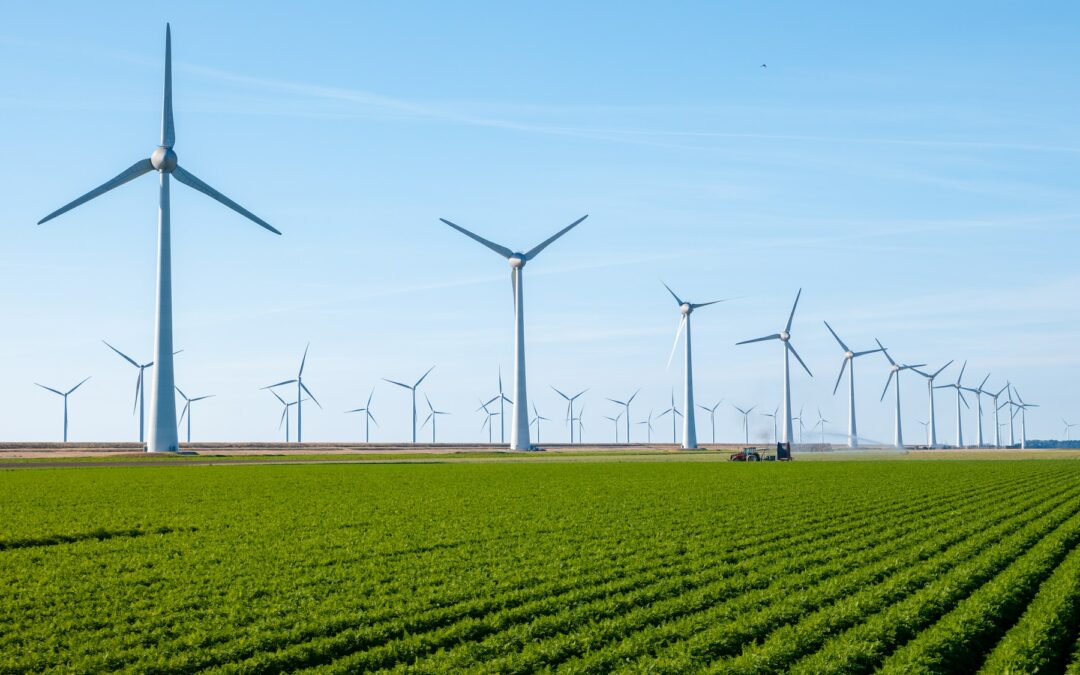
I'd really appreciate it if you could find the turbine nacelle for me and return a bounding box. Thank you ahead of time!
[151,146,177,172]
[508,255,526,269]
[680,303,691,316]
[844,351,854,360]
[780,331,791,342]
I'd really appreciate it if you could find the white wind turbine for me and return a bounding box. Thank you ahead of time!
[823,322,883,448]
[530,404,550,445]
[663,283,728,449]
[986,384,1008,448]
[737,289,812,447]
[494,369,513,444]
[603,412,623,443]
[38,25,280,452]
[552,387,587,444]
[658,390,683,445]
[421,395,450,443]
[384,366,435,443]
[762,406,779,445]
[814,408,830,444]
[263,344,321,443]
[733,404,756,445]
[934,361,969,447]
[479,399,499,443]
[1005,383,1017,446]
[176,387,213,444]
[1013,387,1038,449]
[962,373,992,448]
[35,377,91,443]
[918,420,931,446]
[697,400,724,444]
[878,340,925,449]
[269,391,306,442]
[1063,419,1078,441]
[912,361,953,448]
[607,389,641,444]
[345,388,378,443]
[103,341,153,444]
[637,410,655,444]
[441,215,588,450]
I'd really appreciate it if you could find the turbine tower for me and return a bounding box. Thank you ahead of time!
[552,387,587,444]
[878,340,925,449]
[35,378,91,442]
[697,400,723,444]
[1005,383,1017,446]
[912,361,953,448]
[1013,387,1038,449]
[663,283,727,449]
[263,344,321,443]
[103,341,154,444]
[441,215,588,449]
[607,389,640,444]
[987,384,1008,448]
[383,366,435,443]
[733,404,756,445]
[345,388,378,443]
[421,394,450,443]
[962,373,991,448]
[38,25,280,452]
[176,387,213,444]
[934,361,969,447]
[736,289,812,447]
[658,390,683,444]
[823,321,883,448]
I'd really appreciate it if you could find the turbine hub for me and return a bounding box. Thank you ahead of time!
[892,365,900,372]
[151,146,177,172]
[680,303,691,315]
[845,351,854,359]
[780,331,790,342]
[508,255,526,269]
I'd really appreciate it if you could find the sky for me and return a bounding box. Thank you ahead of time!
[1,1,1078,445]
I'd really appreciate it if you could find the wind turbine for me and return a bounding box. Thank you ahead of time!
[1063,418,1079,442]
[441,215,588,450]
[603,412,623,443]
[345,388,378,443]
[814,408,830,444]
[383,366,435,443]
[918,420,931,446]
[552,387,587,444]
[663,283,728,449]
[38,25,280,452]
[1013,387,1038,449]
[736,289,812,447]
[263,344,321,443]
[421,394,450,443]
[733,404,756,445]
[878,340,925,449]
[607,389,640,444]
[658,390,683,444]
[697,399,723,444]
[103,341,154,444]
[530,403,550,445]
[1005,383,1017,446]
[823,321,883,448]
[762,406,779,445]
[794,404,806,444]
[35,377,91,442]
[575,403,587,443]
[176,387,213,444]
[963,373,992,448]
[493,368,513,444]
[912,361,953,448]
[269,390,305,442]
[986,384,1008,448]
[637,410,655,444]
[479,399,499,443]
[934,360,969,447]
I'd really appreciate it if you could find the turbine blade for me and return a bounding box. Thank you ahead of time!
[270,390,286,405]
[279,407,287,430]
[439,218,513,258]
[551,386,570,400]
[383,378,412,390]
[299,342,310,376]
[628,389,640,404]
[178,402,188,425]
[666,315,686,370]
[103,340,139,368]
[175,386,188,401]
[787,343,813,376]
[934,360,954,378]
[661,281,684,306]
[367,388,375,407]
[425,393,434,413]
[300,383,322,408]
[876,338,896,366]
[38,159,155,225]
[979,373,991,389]
[957,360,967,384]
[192,395,214,402]
[785,288,802,333]
[736,333,781,346]
[523,214,588,260]
[368,411,379,426]
[172,165,281,235]
[35,383,64,396]
[414,366,435,388]
[690,299,731,310]
[832,358,848,396]
[823,321,849,352]
[162,24,174,147]
[852,348,883,358]
[133,369,143,414]
[261,379,297,389]
[880,371,894,401]
[67,376,91,395]
[960,391,970,408]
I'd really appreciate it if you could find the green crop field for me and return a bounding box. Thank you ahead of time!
[3,460,1080,673]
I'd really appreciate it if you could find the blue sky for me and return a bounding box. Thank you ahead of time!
[2,1,1078,444]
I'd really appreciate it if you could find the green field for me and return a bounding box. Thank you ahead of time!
[3,460,1080,673]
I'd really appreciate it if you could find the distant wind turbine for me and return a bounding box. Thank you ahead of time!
[658,390,683,444]
[421,394,450,443]
[35,377,91,442]
[878,340,925,449]
[102,341,154,444]
[345,388,378,443]
[912,361,953,448]
[762,406,779,445]
[263,344,321,443]
[1013,387,1038,449]
[823,321,883,448]
[441,214,588,449]
[637,410,655,444]
[934,360,969,447]
[38,25,280,452]
[603,412,623,443]
[607,389,640,443]
[986,384,1008,448]
[814,408,830,444]
[737,289,812,447]
[663,283,728,449]
[479,400,499,443]
[552,387,587,444]
[733,404,756,445]
[494,369,513,444]
[176,386,213,444]
[697,399,724,444]
[963,373,992,448]
[270,390,305,442]
[530,403,550,445]
[383,366,435,443]
[918,420,931,446]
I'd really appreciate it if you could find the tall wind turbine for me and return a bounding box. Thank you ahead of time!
[762,406,779,445]
[697,400,723,444]
[479,399,499,443]
[912,361,953,448]
[823,322,883,448]
[103,341,154,444]
[1013,387,1038,449]
[607,389,640,444]
[733,404,756,445]
[663,283,727,449]
[934,361,969,447]
[176,387,213,444]
[987,384,1008,448]
[270,390,305,442]
[603,412,623,443]
[737,289,812,447]
[637,410,655,444]
[658,390,683,444]
[384,366,435,443]
[441,215,588,450]
[530,404,550,445]
[814,408,830,444]
[421,395,450,443]
[963,373,992,447]
[552,387,587,444]
[38,25,280,452]
[345,388,378,443]
[263,344,321,443]
[35,378,91,442]
[878,340,925,449]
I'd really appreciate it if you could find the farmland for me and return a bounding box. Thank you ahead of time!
[2,460,1080,672]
